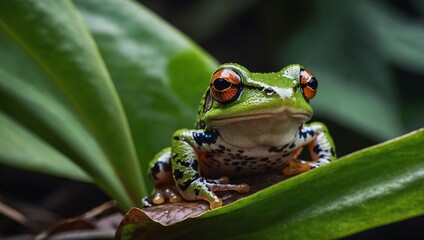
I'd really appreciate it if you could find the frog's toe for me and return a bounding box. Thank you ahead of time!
[198,191,223,209]
[149,185,182,205]
[164,187,182,203]
[204,180,250,208]
[189,178,250,209]
[152,189,165,204]
[207,180,250,193]
[282,159,311,176]
[201,176,249,193]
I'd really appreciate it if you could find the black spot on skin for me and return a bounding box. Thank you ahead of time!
[237,150,244,153]
[223,158,231,162]
[260,157,269,162]
[331,148,336,156]
[178,175,199,191]
[289,143,296,149]
[232,162,240,166]
[216,149,225,154]
[235,166,243,173]
[176,159,191,167]
[193,130,219,146]
[194,188,200,196]
[299,129,314,139]
[172,153,178,159]
[219,145,226,150]
[173,136,180,141]
[246,157,256,161]
[268,146,284,153]
[224,162,230,165]
[191,160,199,170]
[151,162,161,180]
[313,145,321,154]
[241,161,248,166]
[282,152,291,157]
[173,169,184,180]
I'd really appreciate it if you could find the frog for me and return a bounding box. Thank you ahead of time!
[143,63,336,209]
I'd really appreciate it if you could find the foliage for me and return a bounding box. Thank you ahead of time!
[0,0,423,239]
[117,129,424,240]
[0,0,216,210]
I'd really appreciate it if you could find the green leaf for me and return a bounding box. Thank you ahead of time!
[0,67,131,208]
[119,129,424,239]
[0,0,145,209]
[73,0,218,187]
[0,111,89,182]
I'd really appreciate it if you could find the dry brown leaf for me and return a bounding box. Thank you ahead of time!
[35,201,121,240]
[116,172,289,239]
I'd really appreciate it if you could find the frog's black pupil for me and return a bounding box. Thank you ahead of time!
[213,78,232,91]
[307,77,318,90]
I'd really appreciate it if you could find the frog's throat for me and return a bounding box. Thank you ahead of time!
[208,111,310,148]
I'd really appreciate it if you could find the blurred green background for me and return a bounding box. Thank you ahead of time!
[140,0,424,157]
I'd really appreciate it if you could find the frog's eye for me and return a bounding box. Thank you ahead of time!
[300,69,318,100]
[210,68,242,103]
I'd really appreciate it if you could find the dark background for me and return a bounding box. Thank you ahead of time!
[1,0,423,239]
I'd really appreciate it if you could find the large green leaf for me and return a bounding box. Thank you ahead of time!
[119,129,424,239]
[72,0,218,187]
[0,111,89,182]
[0,0,218,209]
[0,66,129,206]
[0,0,144,209]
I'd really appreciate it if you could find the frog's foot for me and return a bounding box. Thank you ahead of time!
[145,185,182,207]
[282,159,312,176]
[191,177,250,209]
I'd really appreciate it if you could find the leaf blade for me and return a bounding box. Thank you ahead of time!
[0,0,145,208]
[73,0,218,188]
[0,111,90,182]
[118,129,424,239]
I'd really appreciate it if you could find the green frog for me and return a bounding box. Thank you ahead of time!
[143,63,336,209]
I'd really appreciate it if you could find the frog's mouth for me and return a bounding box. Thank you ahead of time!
[206,108,311,148]
[208,109,311,126]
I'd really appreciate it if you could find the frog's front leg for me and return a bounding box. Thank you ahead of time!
[142,147,182,207]
[283,122,336,176]
[172,129,250,209]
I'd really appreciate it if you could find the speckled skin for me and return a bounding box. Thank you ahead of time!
[145,63,336,209]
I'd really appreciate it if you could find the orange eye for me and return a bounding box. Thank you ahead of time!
[300,69,318,100]
[210,69,242,103]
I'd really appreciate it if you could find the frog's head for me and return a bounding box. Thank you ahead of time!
[202,63,318,148]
